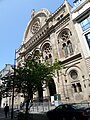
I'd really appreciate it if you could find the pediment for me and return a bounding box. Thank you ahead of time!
[22,8,51,45]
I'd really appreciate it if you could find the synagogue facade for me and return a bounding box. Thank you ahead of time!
[15,0,90,103]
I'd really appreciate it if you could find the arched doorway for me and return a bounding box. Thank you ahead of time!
[48,78,56,96]
[38,84,43,102]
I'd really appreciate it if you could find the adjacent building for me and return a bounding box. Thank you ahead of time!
[0,64,13,108]
[71,0,90,101]
[0,64,24,108]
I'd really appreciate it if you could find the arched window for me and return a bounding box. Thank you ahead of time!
[45,56,48,61]
[77,83,82,92]
[70,70,78,80]
[72,84,77,92]
[33,50,41,63]
[63,43,68,57]
[67,40,73,55]
[49,54,52,63]
[49,54,52,58]
[42,43,52,63]
[59,28,74,58]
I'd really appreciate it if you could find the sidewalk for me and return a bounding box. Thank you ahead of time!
[0,114,17,120]
[0,118,17,120]
[0,108,17,120]
[31,113,48,120]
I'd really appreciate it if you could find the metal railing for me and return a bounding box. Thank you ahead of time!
[29,102,55,113]
[29,101,90,113]
[18,100,90,113]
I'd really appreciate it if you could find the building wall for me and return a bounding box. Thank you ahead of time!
[16,0,90,103]
[71,0,90,101]
[0,64,13,108]
[72,0,90,58]
[0,64,24,108]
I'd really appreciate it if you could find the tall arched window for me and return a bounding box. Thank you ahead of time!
[67,40,73,55]
[63,43,68,57]
[42,43,52,63]
[33,50,41,63]
[59,28,74,58]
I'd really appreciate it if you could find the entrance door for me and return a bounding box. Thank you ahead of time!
[48,79,56,96]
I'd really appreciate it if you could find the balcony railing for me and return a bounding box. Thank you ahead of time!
[71,0,86,12]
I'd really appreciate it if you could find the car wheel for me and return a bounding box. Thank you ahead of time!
[72,116,77,120]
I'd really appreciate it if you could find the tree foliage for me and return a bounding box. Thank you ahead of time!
[14,58,63,99]
[1,57,63,113]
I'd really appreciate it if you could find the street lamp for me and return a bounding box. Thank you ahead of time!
[11,50,16,119]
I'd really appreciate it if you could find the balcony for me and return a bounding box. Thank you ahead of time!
[71,2,90,21]
[71,0,86,12]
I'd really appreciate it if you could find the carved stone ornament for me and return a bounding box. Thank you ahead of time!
[31,20,41,34]
[60,29,71,41]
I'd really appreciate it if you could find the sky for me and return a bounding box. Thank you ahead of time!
[0,0,73,70]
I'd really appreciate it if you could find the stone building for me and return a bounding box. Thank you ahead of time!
[0,64,24,108]
[71,0,90,101]
[16,0,90,103]
[0,64,13,108]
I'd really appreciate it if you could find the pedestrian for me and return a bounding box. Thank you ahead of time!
[20,102,23,110]
[4,104,9,118]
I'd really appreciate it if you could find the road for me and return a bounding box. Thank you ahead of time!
[0,108,17,120]
[0,108,48,120]
[0,108,12,120]
[0,112,5,119]
[31,113,48,120]
[0,108,6,119]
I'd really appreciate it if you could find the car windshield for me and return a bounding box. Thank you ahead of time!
[71,103,89,109]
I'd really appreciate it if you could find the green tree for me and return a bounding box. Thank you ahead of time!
[0,72,14,98]
[1,57,63,115]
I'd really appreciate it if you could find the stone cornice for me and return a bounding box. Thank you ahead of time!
[24,27,54,56]
[46,4,66,23]
[62,53,82,65]
[54,13,70,30]
[24,24,49,52]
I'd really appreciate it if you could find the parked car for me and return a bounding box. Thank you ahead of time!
[46,103,90,120]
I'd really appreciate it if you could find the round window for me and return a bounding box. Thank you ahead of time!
[70,70,78,79]
[31,21,40,34]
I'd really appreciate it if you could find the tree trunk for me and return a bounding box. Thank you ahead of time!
[38,85,43,102]
[26,98,30,114]
[25,93,33,120]
[0,96,1,107]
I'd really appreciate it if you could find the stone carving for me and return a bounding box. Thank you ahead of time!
[31,9,36,17]
[31,20,41,34]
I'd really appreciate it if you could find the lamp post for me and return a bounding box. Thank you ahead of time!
[11,50,16,119]
[60,70,66,100]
